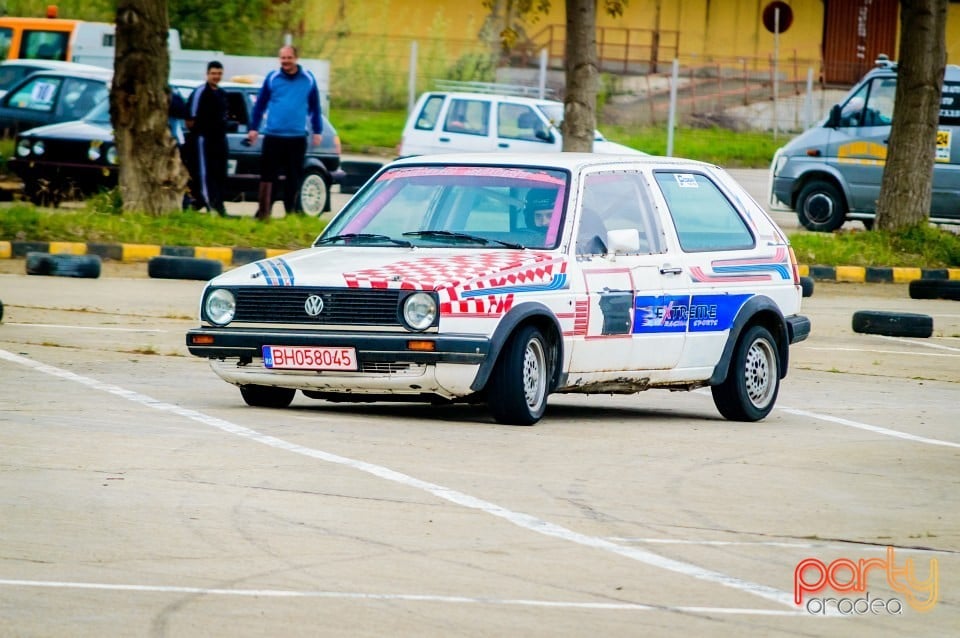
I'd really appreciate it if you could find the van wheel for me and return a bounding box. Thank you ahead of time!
[711,325,780,422]
[796,181,846,232]
[487,325,549,425]
[296,169,329,217]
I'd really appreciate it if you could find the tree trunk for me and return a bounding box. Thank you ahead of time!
[874,0,947,230]
[112,0,186,215]
[561,0,598,152]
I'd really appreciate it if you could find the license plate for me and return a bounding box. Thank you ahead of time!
[263,345,357,371]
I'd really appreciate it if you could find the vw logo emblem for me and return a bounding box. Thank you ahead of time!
[304,294,325,316]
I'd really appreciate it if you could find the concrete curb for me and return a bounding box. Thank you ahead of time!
[2,240,959,281]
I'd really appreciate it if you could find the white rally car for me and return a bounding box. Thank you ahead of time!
[187,153,810,425]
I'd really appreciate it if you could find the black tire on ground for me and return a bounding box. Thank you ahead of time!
[296,168,329,217]
[800,276,814,298]
[851,310,933,338]
[148,255,223,281]
[25,252,101,278]
[909,279,960,301]
[711,324,781,422]
[796,181,847,232]
[487,324,550,425]
[239,385,296,408]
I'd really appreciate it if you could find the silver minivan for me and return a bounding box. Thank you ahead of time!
[770,57,960,231]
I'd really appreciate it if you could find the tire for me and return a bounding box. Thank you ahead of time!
[800,275,814,298]
[796,181,846,232]
[25,252,101,278]
[239,385,296,408]
[909,279,960,301]
[487,325,550,425]
[711,325,781,422]
[851,310,933,338]
[296,169,329,217]
[148,255,223,281]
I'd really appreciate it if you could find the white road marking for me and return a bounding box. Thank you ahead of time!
[0,579,806,616]
[777,405,960,449]
[0,348,795,609]
[872,334,960,353]
[5,323,167,333]
[804,346,958,358]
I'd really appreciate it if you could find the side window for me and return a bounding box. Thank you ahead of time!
[56,78,106,119]
[225,91,249,129]
[498,103,549,142]
[21,30,69,60]
[443,98,489,136]
[415,94,444,130]
[653,172,754,252]
[838,84,869,128]
[577,171,664,255]
[7,76,62,111]
[865,78,896,126]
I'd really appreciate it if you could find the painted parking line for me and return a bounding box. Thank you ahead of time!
[0,347,795,610]
[804,346,959,358]
[0,579,805,616]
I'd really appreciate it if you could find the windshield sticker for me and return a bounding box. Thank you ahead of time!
[674,173,698,188]
[936,129,952,163]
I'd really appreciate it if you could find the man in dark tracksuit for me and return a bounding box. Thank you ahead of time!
[186,61,230,216]
[247,45,323,220]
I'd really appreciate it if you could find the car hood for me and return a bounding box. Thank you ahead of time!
[19,119,112,141]
[214,246,567,295]
[594,139,646,154]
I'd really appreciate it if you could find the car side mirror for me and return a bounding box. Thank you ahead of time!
[826,104,841,128]
[606,228,641,255]
[535,128,555,143]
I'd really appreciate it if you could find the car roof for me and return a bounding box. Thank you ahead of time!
[12,67,112,81]
[0,59,107,73]
[420,91,561,107]
[390,152,716,172]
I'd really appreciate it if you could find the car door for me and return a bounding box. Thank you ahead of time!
[428,96,494,153]
[567,168,687,373]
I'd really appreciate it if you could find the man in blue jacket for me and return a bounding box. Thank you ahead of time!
[247,45,323,220]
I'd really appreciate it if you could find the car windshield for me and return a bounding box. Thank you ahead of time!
[83,99,111,125]
[317,165,569,250]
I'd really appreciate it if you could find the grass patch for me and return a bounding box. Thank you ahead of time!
[330,107,407,155]
[790,225,960,268]
[0,203,325,250]
[602,125,781,167]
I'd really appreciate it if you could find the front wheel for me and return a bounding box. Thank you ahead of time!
[711,325,780,422]
[487,325,550,425]
[240,384,296,408]
[796,181,846,232]
[296,169,329,217]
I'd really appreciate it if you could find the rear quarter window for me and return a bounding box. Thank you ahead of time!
[414,94,444,130]
[654,171,754,252]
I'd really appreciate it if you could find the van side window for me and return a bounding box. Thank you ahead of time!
[498,103,550,142]
[838,85,869,127]
[21,30,68,60]
[415,94,444,130]
[865,78,896,125]
[653,171,754,252]
[443,98,489,136]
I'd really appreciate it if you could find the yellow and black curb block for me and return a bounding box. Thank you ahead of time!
[3,240,959,282]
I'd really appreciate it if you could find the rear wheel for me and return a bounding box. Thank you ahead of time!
[796,181,846,232]
[712,325,780,422]
[296,169,329,217]
[487,325,550,425]
[239,385,296,408]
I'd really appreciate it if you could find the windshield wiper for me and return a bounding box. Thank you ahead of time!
[316,233,412,247]
[402,230,524,249]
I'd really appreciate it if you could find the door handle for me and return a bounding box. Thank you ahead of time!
[659,266,683,275]
[498,142,509,148]
[439,137,450,142]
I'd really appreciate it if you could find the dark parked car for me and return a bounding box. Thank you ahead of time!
[8,81,345,213]
[0,66,111,136]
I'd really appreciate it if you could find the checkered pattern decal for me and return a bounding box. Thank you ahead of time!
[343,252,567,317]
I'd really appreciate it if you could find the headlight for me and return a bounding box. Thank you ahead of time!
[106,145,118,165]
[88,141,102,161]
[16,138,31,157]
[402,292,437,331]
[31,140,45,156]
[204,288,236,326]
[772,149,787,176]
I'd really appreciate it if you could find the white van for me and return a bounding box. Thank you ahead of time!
[770,56,960,231]
[399,90,642,157]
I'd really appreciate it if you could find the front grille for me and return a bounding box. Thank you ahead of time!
[36,139,98,163]
[232,287,402,325]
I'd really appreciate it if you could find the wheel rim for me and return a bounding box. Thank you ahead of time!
[522,337,547,411]
[299,173,327,217]
[743,337,777,408]
[803,192,835,224]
